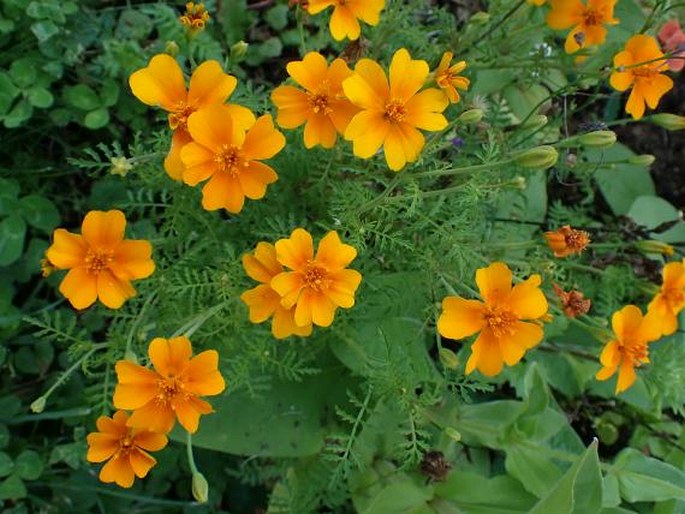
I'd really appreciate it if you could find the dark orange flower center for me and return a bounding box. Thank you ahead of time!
[582,8,603,26]
[384,101,407,123]
[484,306,517,338]
[215,145,244,175]
[85,250,113,275]
[662,287,685,309]
[303,261,330,292]
[622,341,648,367]
[169,102,197,130]
[563,228,590,253]
[116,433,137,457]
[307,91,332,115]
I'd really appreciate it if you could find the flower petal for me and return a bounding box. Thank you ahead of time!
[286,52,329,92]
[466,328,503,377]
[505,274,548,320]
[164,129,193,181]
[239,161,278,200]
[404,88,448,130]
[133,430,168,452]
[129,448,157,478]
[46,229,87,269]
[201,172,244,213]
[187,60,237,107]
[241,114,285,161]
[129,54,186,112]
[437,296,485,340]
[345,111,389,158]
[99,454,135,488]
[343,59,389,110]
[186,350,226,396]
[389,48,429,102]
[86,433,120,463]
[330,5,360,40]
[112,240,155,281]
[242,242,281,283]
[275,228,314,271]
[271,86,310,129]
[475,262,513,304]
[82,210,126,250]
[59,267,97,310]
[616,359,636,394]
[241,284,281,322]
[96,270,136,309]
[149,336,192,377]
[316,231,357,270]
[271,271,305,308]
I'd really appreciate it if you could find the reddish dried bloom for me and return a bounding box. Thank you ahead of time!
[544,225,591,257]
[552,283,592,318]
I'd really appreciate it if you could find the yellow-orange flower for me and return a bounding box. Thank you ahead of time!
[343,48,448,171]
[307,0,385,41]
[180,2,210,31]
[647,259,685,336]
[45,210,154,310]
[241,242,313,339]
[129,54,254,179]
[595,305,662,393]
[437,262,549,377]
[434,52,470,104]
[181,107,285,213]
[609,35,674,120]
[113,336,225,434]
[544,225,590,257]
[271,52,358,149]
[271,229,362,327]
[546,0,618,54]
[86,410,168,488]
[527,0,546,5]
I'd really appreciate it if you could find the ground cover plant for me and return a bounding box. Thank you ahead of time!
[1,0,685,512]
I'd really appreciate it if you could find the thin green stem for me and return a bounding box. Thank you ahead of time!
[186,431,199,475]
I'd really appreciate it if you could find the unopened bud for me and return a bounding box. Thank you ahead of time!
[636,240,675,256]
[31,397,46,413]
[438,348,459,369]
[512,176,527,189]
[110,156,132,177]
[628,154,655,166]
[230,41,249,62]
[514,146,558,170]
[191,472,209,503]
[577,130,617,148]
[458,109,483,125]
[165,41,180,57]
[123,349,138,363]
[470,12,490,24]
[595,419,619,445]
[522,114,548,130]
[649,113,685,131]
[445,427,461,442]
[565,152,577,168]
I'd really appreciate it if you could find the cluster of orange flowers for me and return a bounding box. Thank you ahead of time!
[526,0,677,120]
[87,336,225,487]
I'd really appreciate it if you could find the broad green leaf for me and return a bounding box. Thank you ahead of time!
[455,400,526,448]
[63,84,101,111]
[359,477,434,514]
[0,452,12,477]
[626,195,685,244]
[14,450,43,481]
[265,4,289,30]
[27,87,53,108]
[0,72,19,115]
[505,442,564,498]
[503,83,550,122]
[19,195,59,232]
[30,20,59,42]
[528,439,602,514]
[0,215,26,266]
[0,474,26,500]
[3,99,33,128]
[84,108,110,129]
[611,448,685,502]
[0,179,20,215]
[435,471,537,513]
[9,59,36,89]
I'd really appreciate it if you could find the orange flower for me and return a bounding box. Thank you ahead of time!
[307,0,385,41]
[129,54,254,180]
[546,0,618,54]
[527,0,546,5]
[180,108,285,213]
[609,35,674,120]
[595,305,662,393]
[86,410,168,488]
[241,242,313,339]
[45,210,154,310]
[544,225,590,257]
[437,262,549,376]
[343,48,448,171]
[113,336,225,434]
[271,52,359,149]
[434,52,470,104]
[179,2,210,31]
[552,283,592,318]
[271,229,362,327]
[647,259,685,336]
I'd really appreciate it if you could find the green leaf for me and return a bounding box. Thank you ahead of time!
[27,86,53,108]
[265,4,289,30]
[63,84,101,111]
[0,474,26,500]
[2,99,33,128]
[14,451,43,481]
[610,448,685,502]
[0,425,9,449]
[455,400,527,449]
[0,179,20,215]
[257,37,283,59]
[14,341,54,375]
[435,471,537,513]
[627,196,679,230]
[84,108,109,129]
[0,215,26,266]
[0,452,12,477]
[358,475,434,514]
[100,79,120,107]
[19,195,59,231]
[0,72,19,115]
[218,0,253,44]
[30,20,59,42]
[505,443,564,498]
[9,59,36,89]
[528,439,602,514]
[49,442,86,470]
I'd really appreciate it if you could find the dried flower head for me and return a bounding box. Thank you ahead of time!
[552,283,592,318]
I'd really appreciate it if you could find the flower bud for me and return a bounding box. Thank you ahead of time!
[514,146,558,170]
[628,154,655,166]
[512,176,527,190]
[230,41,249,62]
[191,472,209,503]
[31,396,46,413]
[165,41,180,57]
[123,349,138,363]
[470,11,490,24]
[444,427,461,442]
[109,156,132,177]
[438,348,459,369]
[636,240,675,256]
[649,113,685,131]
[521,114,548,130]
[577,130,617,148]
[458,109,483,125]
[595,419,619,445]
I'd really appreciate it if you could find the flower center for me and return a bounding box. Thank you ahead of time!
[384,101,407,123]
[303,261,330,292]
[214,145,243,175]
[663,287,685,309]
[85,250,113,275]
[484,306,517,338]
[307,91,332,115]
[622,341,648,367]
[583,8,602,26]
[169,102,196,130]
[157,375,184,403]
[564,229,590,252]
[117,433,135,457]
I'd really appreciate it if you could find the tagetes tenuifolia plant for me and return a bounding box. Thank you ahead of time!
[113,336,225,433]
[596,305,662,393]
[271,52,358,149]
[343,48,448,171]
[610,34,674,120]
[546,0,618,54]
[181,108,285,213]
[544,225,591,257]
[45,210,154,310]
[129,54,254,179]
[241,242,313,339]
[270,229,362,328]
[434,51,470,104]
[438,262,549,376]
[306,0,385,41]
[87,411,168,488]
[647,259,685,336]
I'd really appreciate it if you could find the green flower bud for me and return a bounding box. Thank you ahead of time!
[595,419,619,445]
[577,130,617,148]
[521,114,548,130]
[438,348,459,369]
[444,427,461,442]
[458,109,484,125]
[628,154,655,166]
[649,113,685,131]
[31,397,46,413]
[514,146,559,170]
[636,239,675,256]
[191,472,209,503]
[165,41,180,57]
[230,41,249,62]
[470,12,490,24]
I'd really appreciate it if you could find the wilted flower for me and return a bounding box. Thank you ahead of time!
[552,283,592,318]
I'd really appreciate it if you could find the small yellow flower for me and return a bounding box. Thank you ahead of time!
[546,0,619,54]
[647,259,685,336]
[180,2,210,32]
[434,52,470,104]
[307,0,385,41]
